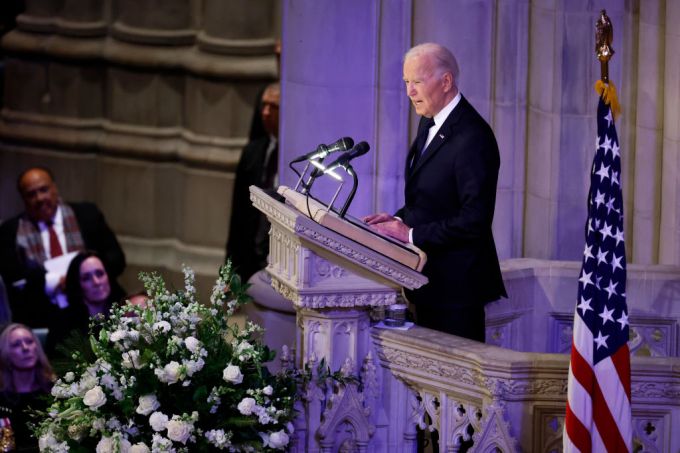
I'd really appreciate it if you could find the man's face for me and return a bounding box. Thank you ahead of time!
[19,169,59,223]
[403,54,452,118]
[261,88,280,138]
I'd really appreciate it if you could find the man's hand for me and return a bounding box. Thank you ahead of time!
[369,218,411,243]
[362,212,393,225]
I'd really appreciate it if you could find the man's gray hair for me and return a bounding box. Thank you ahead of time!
[405,43,460,85]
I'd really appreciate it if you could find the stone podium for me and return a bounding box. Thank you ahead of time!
[249,186,428,451]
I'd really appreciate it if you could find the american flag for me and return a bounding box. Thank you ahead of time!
[563,93,632,452]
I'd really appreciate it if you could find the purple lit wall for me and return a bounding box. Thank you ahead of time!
[279,1,680,265]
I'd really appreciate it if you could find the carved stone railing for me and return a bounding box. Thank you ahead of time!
[372,326,680,452]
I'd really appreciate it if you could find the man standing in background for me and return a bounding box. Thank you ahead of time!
[226,83,280,282]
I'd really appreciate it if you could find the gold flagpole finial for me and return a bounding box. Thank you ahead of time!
[596,9,614,84]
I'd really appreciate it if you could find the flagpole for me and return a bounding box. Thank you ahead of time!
[564,10,632,453]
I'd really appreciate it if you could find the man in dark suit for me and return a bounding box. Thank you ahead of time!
[364,43,506,341]
[0,167,126,327]
[226,82,280,282]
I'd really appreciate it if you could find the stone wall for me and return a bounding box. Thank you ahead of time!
[0,0,280,292]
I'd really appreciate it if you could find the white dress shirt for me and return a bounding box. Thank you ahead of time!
[38,206,70,308]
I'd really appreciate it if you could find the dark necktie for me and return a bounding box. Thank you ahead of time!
[263,142,278,189]
[47,222,63,258]
[411,117,435,170]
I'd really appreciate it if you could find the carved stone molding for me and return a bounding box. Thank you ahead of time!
[317,384,375,450]
[378,345,479,389]
[111,22,196,46]
[294,224,424,290]
[2,30,277,78]
[630,381,680,403]
[271,277,299,303]
[17,14,107,37]
[474,401,517,452]
[483,376,568,400]
[0,111,244,170]
[251,197,297,232]
[272,275,397,309]
[196,32,277,55]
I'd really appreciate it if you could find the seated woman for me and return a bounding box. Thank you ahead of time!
[45,251,125,356]
[0,323,55,451]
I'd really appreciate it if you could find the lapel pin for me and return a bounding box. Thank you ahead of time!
[439,133,445,139]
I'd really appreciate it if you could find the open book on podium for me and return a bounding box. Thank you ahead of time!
[277,185,427,272]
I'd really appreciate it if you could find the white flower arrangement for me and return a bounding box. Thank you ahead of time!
[34,263,298,452]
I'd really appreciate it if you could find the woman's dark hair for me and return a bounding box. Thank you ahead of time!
[65,250,102,306]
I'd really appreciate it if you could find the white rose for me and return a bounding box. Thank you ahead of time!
[118,438,132,453]
[95,435,130,453]
[149,411,169,432]
[237,397,257,415]
[236,341,252,354]
[136,394,160,416]
[122,350,142,369]
[269,430,290,449]
[110,329,126,342]
[38,431,59,449]
[96,436,114,453]
[64,372,75,382]
[153,321,171,333]
[83,386,107,410]
[222,365,243,384]
[166,419,192,444]
[184,336,200,353]
[262,385,273,396]
[155,361,182,384]
[130,443,150,453]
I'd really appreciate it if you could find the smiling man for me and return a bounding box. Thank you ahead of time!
[364,43,506,341]
[0,167,126,327]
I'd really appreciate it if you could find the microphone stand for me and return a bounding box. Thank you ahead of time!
[293,160,313,192]
[338,163,358,219]
[294,160,323,195]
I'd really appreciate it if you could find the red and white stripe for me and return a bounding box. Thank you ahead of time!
[564,309,632,452]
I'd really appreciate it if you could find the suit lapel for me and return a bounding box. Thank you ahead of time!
[408,96,470,179]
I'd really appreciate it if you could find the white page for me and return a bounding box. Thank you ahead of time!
[44,251,78,277]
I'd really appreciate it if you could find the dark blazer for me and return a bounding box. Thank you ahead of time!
[0,202,126,327]
[397,96,506,308]
[226,136,276,282]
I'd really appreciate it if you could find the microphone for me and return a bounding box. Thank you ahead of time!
[290,137,354,164]
[319,141,370,175]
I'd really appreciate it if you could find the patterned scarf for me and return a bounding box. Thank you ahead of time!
[16,202,85,264]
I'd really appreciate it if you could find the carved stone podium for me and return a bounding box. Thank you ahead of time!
[250,186,428,451]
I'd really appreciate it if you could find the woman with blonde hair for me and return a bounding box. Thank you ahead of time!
[0,323,55,451]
